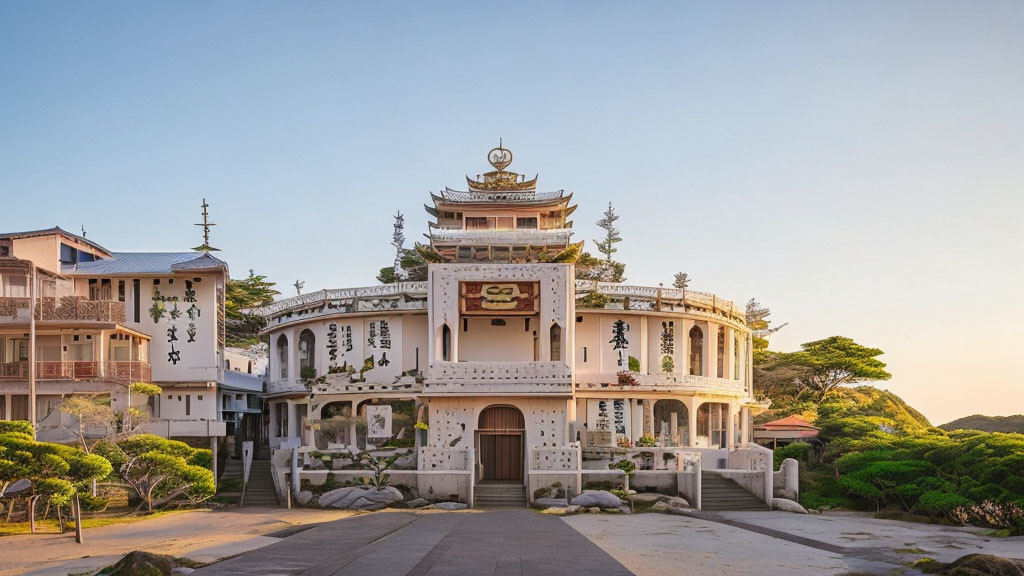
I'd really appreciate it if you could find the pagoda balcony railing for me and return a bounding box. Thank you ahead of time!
[0,296,126,323]
[428,228,574,245]
[425,361,572,395]
[0,361,151,384]
[575,371,747,394]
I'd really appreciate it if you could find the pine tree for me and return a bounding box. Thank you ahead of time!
[745,298,788,350]
[594,202,622,262]
[672,271,690,301]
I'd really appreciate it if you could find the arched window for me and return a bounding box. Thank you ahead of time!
[277,334,288,379]
[441,324,452,361]
[299,329,316,378]
[688,326,703,376]
[717,327,726,378]
[654,400,689,447]
[549,323,562,362]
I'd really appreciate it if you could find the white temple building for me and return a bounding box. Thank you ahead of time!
[254,145,779,509]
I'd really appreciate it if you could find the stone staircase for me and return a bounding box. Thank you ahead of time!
[474,483,527,508]
[221,458,280,507]
[700,472,769,511]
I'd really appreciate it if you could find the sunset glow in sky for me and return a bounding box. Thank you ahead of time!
[2,2,1021,424]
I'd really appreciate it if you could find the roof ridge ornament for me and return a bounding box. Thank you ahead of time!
[192,198,220,253]
[466,140,538,192]
[488,138,513,172]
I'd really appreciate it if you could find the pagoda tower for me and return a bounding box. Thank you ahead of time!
[423,142,580,262]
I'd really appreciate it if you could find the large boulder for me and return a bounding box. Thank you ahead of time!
[319,486,403,510]
[104,551,180,576]
[772,498,808,514]
[629,493,669,504]
[295,490,314,506]
[407,498,429,508]
[571,490,624,508]
[924,554,1024,576]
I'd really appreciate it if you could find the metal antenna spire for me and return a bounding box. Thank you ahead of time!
[193,198,220,252]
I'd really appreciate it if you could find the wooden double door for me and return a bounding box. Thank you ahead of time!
[478,432,523,482]
[477,405,525,482]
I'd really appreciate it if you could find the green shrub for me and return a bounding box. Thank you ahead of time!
[0,421,33,436]
[773,442,811,467]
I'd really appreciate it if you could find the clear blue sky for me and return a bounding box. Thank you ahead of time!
[2,2,1022,424]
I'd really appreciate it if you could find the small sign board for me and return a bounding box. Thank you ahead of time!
[460,282,540,315]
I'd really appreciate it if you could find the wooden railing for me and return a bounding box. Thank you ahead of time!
[0,361,151,383]
[0,296,127,323]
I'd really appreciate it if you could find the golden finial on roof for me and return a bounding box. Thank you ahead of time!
[467,140,538,192]
[488,138,513,172]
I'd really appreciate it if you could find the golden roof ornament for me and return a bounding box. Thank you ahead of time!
[466,139,538,192]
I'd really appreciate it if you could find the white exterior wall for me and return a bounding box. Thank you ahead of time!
[115,273,222,384]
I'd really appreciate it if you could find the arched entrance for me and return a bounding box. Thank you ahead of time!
[476,405,525,482]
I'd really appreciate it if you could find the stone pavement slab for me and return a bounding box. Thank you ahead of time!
[193,510,634,576]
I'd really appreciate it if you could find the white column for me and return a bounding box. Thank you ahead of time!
[724,327,735,380]
[726,404,736,450]
[285,399,296,439]
[688,398,700,447]
[268,400,278,440]
[638,316,648,374]
[287,330,298,383]
[703,323,716,378]
[740,406,750,448]
[3,394,10,420]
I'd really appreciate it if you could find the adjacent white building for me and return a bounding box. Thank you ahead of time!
[0,226,229,446]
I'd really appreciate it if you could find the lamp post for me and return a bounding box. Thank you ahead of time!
[28,263,37,438]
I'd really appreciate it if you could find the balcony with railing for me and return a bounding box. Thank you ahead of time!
[0,296,127,324]
[425,361,572,395]
[575,372,747,395]
[0,361,151,384]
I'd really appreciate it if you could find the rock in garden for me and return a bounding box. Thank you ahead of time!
[319,486,403,510]
[433,501,468,511]
[588,507,601,514]
[629,492,669,504]
[407,497,429,508]
[295,490,313,505]
[534,497,569,508]
[104,551,180,576]
[571,490,624,508]
[772,498,808,514]
[666,496,689,508]
[540,507,567,515]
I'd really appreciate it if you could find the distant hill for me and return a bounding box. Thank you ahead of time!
[939,414,1024,434]
[754,384,932,432]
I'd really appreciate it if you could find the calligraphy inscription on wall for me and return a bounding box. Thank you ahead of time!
[460,281,539,315]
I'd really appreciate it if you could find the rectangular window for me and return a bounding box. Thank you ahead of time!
[88,279,98,300]
[10,395,29,421]
[516,217,538,229]
[100,279,112,300]
[60,243,76,264]
[185,394,191,416]
[118,281,125,302]
[133,279,141,322]
[583,346,588,363]
[465,217,489,230]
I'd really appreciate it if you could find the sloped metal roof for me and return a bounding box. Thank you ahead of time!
[61,252,227,275]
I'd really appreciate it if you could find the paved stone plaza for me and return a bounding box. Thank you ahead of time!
[193,510,633,576]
